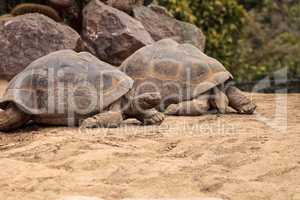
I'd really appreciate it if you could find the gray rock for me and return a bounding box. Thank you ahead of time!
[0,13,81,79]
[82,0,154,66]
[144,0,154,6]
[148,4,173,17]
[133,6,206,51]
[49,0,73,8]
[100,0,144,13]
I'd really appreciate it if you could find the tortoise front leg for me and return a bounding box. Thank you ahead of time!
[80,100,123,128]
[209,86,229,114]
[164,97,210,116]
[80,111,123,128]
[123,92,164,125]
[135,108,165,125]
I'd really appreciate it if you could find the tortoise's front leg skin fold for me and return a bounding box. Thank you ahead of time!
[0,103,30,132]
[80,99,123,128]
[80,111,123,128]
[165,98,210,116]
[210,87,229,114]
[136,109,165,126]
[226,86,257,114]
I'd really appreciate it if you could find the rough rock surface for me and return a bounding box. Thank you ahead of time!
[144,0,154,6]
[100,0,144,13]
[0,13,81,79]
[82,0,154,66]
[49,0,73,8]
[148,4,173,17]
[133,6,206,51]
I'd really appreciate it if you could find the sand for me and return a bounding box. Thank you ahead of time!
[0,80,299,200]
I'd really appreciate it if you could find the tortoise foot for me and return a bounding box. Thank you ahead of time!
[80,111,123,129]
[164,104,178,115]
[165,98,210,116]
[237,102,257,114]
[137,109,165,126]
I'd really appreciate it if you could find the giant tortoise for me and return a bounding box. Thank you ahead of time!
[120,39,256,116]
[0,50,164,132]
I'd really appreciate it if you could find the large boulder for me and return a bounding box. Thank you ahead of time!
[143,0,154,6]
[0,13,81,79]
[147,4,173,17]
[82,0,154,66]
[49,0,73,8]
[133,6,206,51]
[100,0,144,13]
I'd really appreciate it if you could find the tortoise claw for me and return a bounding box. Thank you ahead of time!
[143,111,165,126]
[80,116,102,129]
[136,108,164,126]
[164,104,178,115]
[239,103,257,114]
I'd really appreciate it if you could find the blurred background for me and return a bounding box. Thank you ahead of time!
[1,0,299,92]
[157,0,300,92]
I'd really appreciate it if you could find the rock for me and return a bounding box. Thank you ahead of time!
[82,0,154,66]
[148,4,173,17]
[0,13,81,79]
[144,0,154,6]
[100,0,144,13]
[49,0,73,9]
[133,6,206,51]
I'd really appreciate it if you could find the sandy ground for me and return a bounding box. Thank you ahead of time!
[0,80,299,200]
